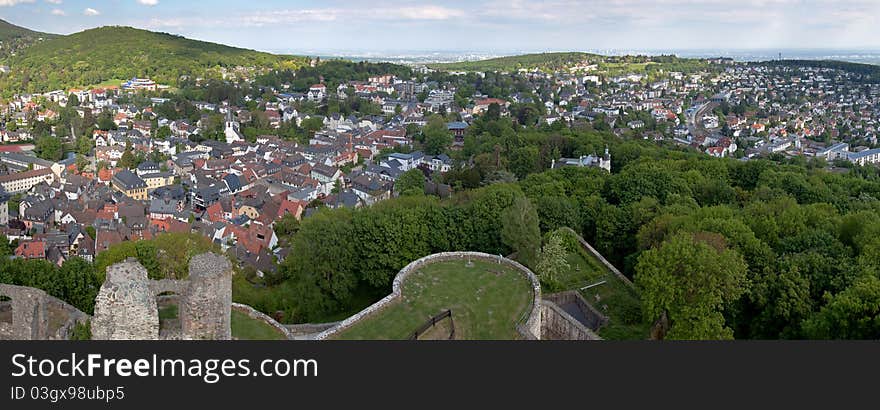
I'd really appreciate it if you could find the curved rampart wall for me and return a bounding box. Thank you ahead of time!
[313,252,542,340]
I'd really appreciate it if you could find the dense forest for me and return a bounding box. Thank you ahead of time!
[0,18,56,42]
[256,60,414,92]
[0,18,57,60]
[0,26,307,95]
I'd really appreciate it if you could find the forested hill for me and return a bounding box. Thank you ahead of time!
[0,19,56,42]
[429,52,711,75]
[429,52,601,72]
[0,26,308,95]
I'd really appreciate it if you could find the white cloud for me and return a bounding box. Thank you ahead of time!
[50,8,64,15]
[393,6,464,20]
[45,0,62,5]
[137,0,158,5]
[0,0,35,7]
[83,7,99,16]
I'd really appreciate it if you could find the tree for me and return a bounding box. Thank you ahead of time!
[395,169,425,196]
[67,93,80,107]
[485,103,501,122]
[536,231,569,285]
[422,115,452,155]
[155,126,172,140]
[509,146,540,179]
[35,136,63,161]
[97,111,117,131]
[635,232,748,340]
[75,154,89,172]
[119,143,137,169]
[501,197,541,267]
[274,213,301,239]
[300,117,324,136]
[802,275,880,339]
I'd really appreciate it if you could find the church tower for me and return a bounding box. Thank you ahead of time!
[224,109,243,144]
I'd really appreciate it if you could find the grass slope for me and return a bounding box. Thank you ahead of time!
[231,310,287,340]
[547,229,648,340]
[0,26,306,94]
[334,259,534,340]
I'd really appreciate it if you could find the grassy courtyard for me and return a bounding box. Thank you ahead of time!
[334,259,534,340]
[547,230,648,340]
[231,310,288,340]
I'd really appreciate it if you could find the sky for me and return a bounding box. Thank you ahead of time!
[1,0,880,54]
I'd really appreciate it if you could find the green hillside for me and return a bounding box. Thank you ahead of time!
[429,52,599,72]
[0,26,307,95]
[0,19,55,42]
[430,52,713,76]
[0,19,57,61]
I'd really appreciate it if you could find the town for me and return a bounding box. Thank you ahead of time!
[3,55,879,275]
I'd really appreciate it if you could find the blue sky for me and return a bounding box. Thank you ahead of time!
[1,0,879,53]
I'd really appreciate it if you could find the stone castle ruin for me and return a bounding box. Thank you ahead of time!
[0,284,89,340]
[2,233,622,341]
[92,253,233,340]
[0,252,234,341]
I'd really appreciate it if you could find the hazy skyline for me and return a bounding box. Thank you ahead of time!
[1,0,880,53]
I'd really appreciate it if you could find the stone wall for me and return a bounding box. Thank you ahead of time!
[540,301,603,341]
[560,227,634,288]
[92,259,160,340]
[287,322,340,340]
[182,254,233,340]
[0,284,48,340]
[92,253,233,341]
[313,252,543,340]
[231,303,294,340]
[0,284,90,341]
[45,297,91,341]
[544,291,609,330]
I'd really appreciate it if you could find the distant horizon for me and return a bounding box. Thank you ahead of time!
[1,1,879,55]
[5,18,880,65]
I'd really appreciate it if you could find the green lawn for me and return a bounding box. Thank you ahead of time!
[546,230,649,340]
[81,78,126,90]
[231,310,287,340]
[333,259,534,340]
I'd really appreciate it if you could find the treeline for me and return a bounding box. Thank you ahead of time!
[255,60,413,92]
[0,249,99,315]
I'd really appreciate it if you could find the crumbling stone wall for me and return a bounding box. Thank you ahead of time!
[232,303,293,340]
[0,284,90,341]
[91,253,233,341]
[0,284,49,340]
[92,259,160,340]
[182,254,232,340]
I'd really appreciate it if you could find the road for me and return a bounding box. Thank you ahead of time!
[686,100,720,140]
